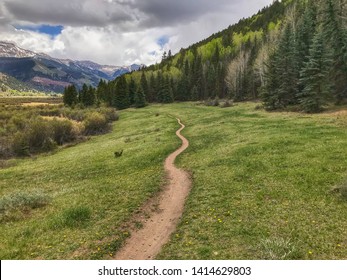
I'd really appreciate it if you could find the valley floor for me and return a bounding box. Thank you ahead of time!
[1,102,347,259]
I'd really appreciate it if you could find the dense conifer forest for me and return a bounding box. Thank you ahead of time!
[64,0,347,113]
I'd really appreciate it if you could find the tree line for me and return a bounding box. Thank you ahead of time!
[64,0,347,113]
[63,78,147,109]
[261,0,347,112]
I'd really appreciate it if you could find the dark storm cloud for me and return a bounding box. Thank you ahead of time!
[0,0,274,65]
[3,0,134,27]
[2,0,273,29]
[129,0,236,27]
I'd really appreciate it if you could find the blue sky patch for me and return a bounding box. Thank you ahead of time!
[14,24,63,37]
[156,35,169,48]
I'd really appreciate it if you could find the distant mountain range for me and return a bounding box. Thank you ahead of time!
[0,41,142,93]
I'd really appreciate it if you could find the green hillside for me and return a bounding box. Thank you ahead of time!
[88,0,346,113]
[0,72,39,96]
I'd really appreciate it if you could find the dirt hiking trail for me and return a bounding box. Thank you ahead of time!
[114,118,191,260]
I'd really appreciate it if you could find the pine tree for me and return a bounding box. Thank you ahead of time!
[296,0,317,67]
[96,79,107,104]
[158,76,174,103]
[134,85,147,108]
[148,73,156,103]
[80,84,89,106]
[162,51,167,61]
[261,23,301,109]
[322,0,347,104]
[299,29,332,113]
[176,75,189,101]
[113,76,130,109]
[63,84,78,107]
[128,77,137,105]
[261,51,282,110]
[276,24,299,107]
[88,86,96,106]
[192,54,204,100]
[190,85,199,101]
[140,71,149,100]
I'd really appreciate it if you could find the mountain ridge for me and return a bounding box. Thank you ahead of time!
[0,41,143,93]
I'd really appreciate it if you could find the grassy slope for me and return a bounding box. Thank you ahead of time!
[153,103,347,260]
[1,103,347,259]
[0,109,179,259]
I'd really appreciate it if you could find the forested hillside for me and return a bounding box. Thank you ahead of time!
[71,0,347,113]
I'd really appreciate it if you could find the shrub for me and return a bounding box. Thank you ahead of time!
[254,104,264,110]
[38,107,61,117]
[83,112,109,135]
[221,100,233,108]
[12,132,30,156]
[26,119,56,153]
[204,99,213,106]
[50,118,77,145]
[61,108,86,122]
[0,137,12,158]
[204,97,220,107]
[9,115,27,131]
[97,107,119,122]
[11,119,57,156]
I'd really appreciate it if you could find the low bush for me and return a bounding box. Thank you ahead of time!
[97,108,119,122]
[0,137,12,158]
[11,119,57,156]
[83,112,110,135]
[50,118,78,145]
[204,96,220,107]
[1,104,118,159]
[9,115,27,131]
[221,100,233,108]
[61,108,86,122]
[12,132,30,156]
[254,104,264,110]
[26,119,56,153]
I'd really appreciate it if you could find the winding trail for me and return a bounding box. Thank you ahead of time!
[114,118,191,260]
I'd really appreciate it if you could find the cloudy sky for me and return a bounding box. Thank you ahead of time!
[0,0,273,66]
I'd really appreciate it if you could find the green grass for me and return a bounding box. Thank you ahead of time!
[1,102,347,259]
[0,108,179,259]
[152,103,347,260]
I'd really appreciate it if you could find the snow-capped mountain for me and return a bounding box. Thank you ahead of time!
[0,41,142,92]
[0,41,36,58]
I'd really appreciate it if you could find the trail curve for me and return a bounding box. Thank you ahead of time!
[114,118,191,260]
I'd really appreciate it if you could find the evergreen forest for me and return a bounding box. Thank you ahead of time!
[64,0,347,113]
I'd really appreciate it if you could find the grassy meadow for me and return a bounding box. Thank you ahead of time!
[1,101,347,259]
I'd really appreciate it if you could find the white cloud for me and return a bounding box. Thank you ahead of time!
[0,0,274,65]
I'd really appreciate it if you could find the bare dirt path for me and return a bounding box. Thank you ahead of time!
[114,118,191,260]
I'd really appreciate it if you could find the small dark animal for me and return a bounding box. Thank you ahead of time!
[114,150,123,158]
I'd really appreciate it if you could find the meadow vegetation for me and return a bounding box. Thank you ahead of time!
[0,99,118,159]
[0,103,179,259]
[0,102,347,259]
